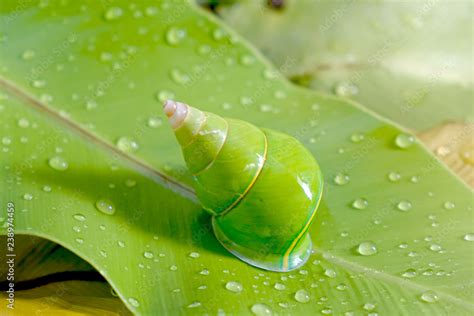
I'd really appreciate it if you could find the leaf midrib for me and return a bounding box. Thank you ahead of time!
[0,76,197,203]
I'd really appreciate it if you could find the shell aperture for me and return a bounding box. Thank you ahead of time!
[163,100,323,272]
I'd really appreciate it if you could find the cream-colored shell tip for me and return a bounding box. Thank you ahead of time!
[163,100,188,129]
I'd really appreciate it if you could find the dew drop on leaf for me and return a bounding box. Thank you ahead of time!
[147,117,162,128]
[250,303,272,315]
[350,133,364,143]
[402,269,417,278]
[75,237,84,244]
[118,240,125,247]
[394,133,415,149]
[21,49,35,60]
[116,137,139,152]
[225,281,243,293]
[334,173,350,185]
[420,291,439,303]
[17,118,30,128]
[334,81,358,97]
[128,297,140,307]
[357,241,377,256]
[104,7,123,21]
[387,171,401,182]
[188,251,200,258]
[294,289,310,303]
[397,200,412,212]
[274,282,286,290]
[73,214,86,222]
[199,269,210,275]
[187,301,201,308]
[169,265,178,271]
[22,193,33,200]
[2,136,11,145]
[352,198,368,210]
[429,244,442,252]
[143,251,154,259]
[165,27,186,46]
[95,199,116,215]
[156,90,175,102]
[42,185,52,192]
[463,233,474,241]
[363,303,376,311]
[324,269,337,278]
[443,201,455,210]
[48,156,69,171]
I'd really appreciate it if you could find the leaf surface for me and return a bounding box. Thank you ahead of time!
[0,1,473,315]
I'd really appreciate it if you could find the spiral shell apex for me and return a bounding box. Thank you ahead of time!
[164,100,323,272]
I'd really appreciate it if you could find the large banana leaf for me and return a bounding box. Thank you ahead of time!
[217,0,473,132]
[1,0,473,315]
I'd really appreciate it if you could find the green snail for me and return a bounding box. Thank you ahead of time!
[163,100,323,272]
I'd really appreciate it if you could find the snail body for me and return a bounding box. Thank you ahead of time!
[164,100,323,272]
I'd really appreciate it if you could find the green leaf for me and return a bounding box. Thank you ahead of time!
[218,0,473,131]
[0,0,472,315]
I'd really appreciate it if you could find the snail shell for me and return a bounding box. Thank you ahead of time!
[164,100,323,272]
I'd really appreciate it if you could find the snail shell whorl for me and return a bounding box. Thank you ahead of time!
[164,100,323,272]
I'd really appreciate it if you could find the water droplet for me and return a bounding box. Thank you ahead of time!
[212,28,226,41]
[104,7,123,21]
[321,308,333,314]
[22,50,35,60]
[187,301,201,308]
[18,118,30,128]
[463,233,474,241]
[169,265,178,271]
[199,269,210,275]
[429,244,442,252]
[99,224,106,231]
[145,6,158,17]
[100,250,107,257]
[363,303,376,311]
[250,303,272,316]
[240,54,255,66]
[274,283,286,290]
[294,289,310,303]
[460,145,474,165]
[125,179,136,187]
[72,226,81,233]
[48,156,69,171]
[394,133,415,149]
[118,241,125,247]
[357,241,377,256]
[147,117,162,128]
[259,104,273,113]
[32,79,46,88]
[225,281,243,293]
[324,269,337,278]
[336,283,347,291]
[420,291,438,303]
[95,199,116,215]
[350,133,364,143]
[443,201,455,210]
[397,200,412,212]
[128,297,140,307]
[388,171,401,182]
[334,81,358,97]
[402,268,417,278]
[170,68,190,85]
[73,214,86,222]
[75,237,84,244]
[197,44,211,55]
[116,137,139,152]
[156,90,175,102]
[334,173,350,185]
[165,27,186,45]
[2,137,11,145]
[188,252,200,258]
[352,198,368,210]
[143,251,154,259]
[42,185,52,192]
